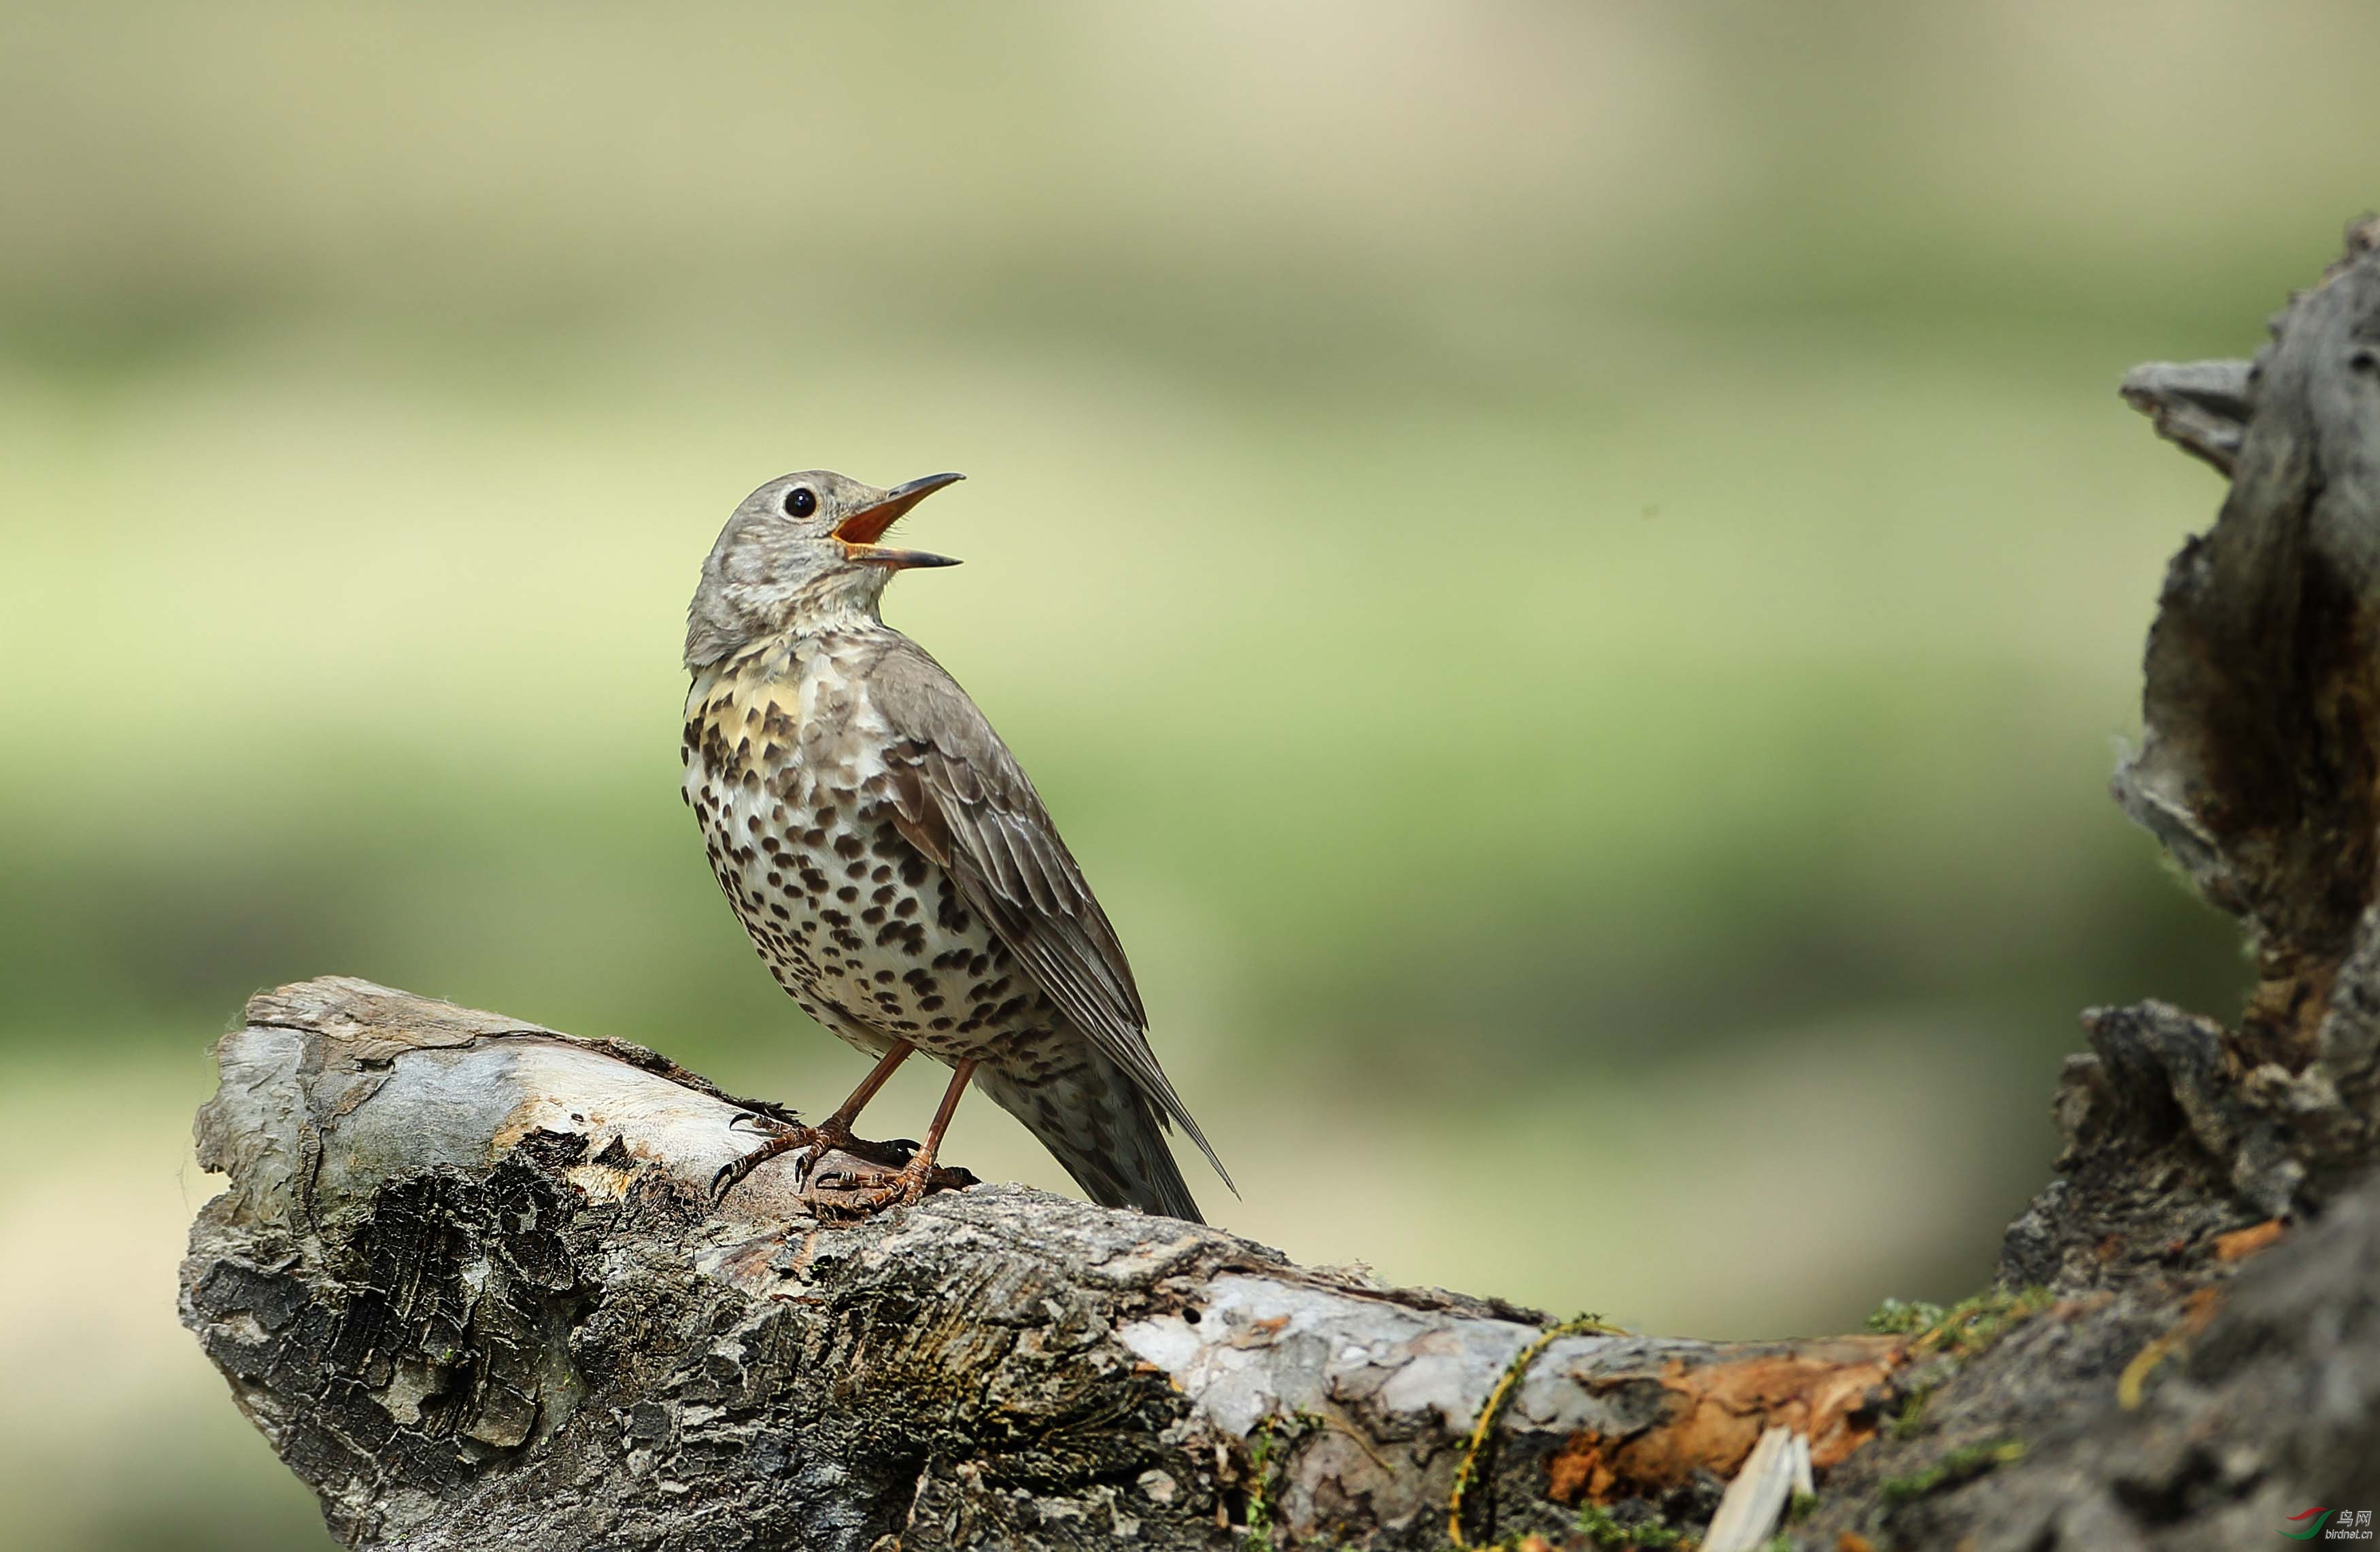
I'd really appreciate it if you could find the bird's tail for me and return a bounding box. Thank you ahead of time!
[972,1054,1204,1223]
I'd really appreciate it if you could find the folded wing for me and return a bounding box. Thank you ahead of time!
[864,637,1232,1194]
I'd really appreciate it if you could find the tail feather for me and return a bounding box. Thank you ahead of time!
[972,1054,1204,1223]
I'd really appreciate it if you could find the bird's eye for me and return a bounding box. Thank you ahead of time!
[783,487,817,519]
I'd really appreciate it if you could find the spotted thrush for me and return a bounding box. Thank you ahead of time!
[683,470,1227,1221]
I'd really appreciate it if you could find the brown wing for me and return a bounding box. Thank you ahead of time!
[864,636,1231,1192]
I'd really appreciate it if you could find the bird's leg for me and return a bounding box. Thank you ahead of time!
[807,1057,979,1215]
[800,1041,915,1159]
[711,1042,915,1202]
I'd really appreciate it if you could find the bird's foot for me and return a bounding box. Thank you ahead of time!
[711,1116,822,1203]
[711,1114,953,1206]
[801,1150,979,1219]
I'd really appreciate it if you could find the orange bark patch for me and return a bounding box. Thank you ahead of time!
[2213,1218,2285,1261]
[1544,1338,1905,1504]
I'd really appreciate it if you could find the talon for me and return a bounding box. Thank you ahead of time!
[710,1121,818,1204]
[711,1060,978,1220]
[796,1152,947,1218]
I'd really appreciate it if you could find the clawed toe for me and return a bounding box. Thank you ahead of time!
[710,1123,818,1203]
[804,1161,932,1218]
[801,1158,979,1218]
[710,1056,983,1220]
[709,1120,943,1212]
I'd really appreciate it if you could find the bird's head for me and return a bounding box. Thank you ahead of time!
[684,469,964,668]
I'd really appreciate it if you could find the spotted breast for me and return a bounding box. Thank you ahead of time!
[683,632,1047,1069]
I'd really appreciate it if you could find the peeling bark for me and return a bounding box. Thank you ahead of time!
[182,218,2380,1548]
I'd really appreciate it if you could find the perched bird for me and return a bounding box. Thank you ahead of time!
[683,469,1227,1221]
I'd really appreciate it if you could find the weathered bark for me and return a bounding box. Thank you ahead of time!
[182,220,2380,1548]
[182,976,1914,1551]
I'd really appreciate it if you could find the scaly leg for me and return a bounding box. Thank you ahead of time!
[808,1057,979,1215]
[711,1042,914,1201]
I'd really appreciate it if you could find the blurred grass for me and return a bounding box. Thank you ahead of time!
[5,1,2371,1546]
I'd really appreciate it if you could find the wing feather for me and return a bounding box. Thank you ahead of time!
[866,637,1232,1193]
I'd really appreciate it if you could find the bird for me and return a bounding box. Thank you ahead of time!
[682,468,1229,1222]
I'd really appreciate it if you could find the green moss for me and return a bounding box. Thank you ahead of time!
[1877,1438,2025,1505]
[1242,1415,1290,1552]
[1863,1296,1945,1335]
[1867,1286,2055,1454]
[1926,1289,2055,1357]
[1866,1286,2054,1356]
[1888,1375,1939,1439]
[1576,1503,1697,1551]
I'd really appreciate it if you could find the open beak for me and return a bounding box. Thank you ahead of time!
[835,471,964,569]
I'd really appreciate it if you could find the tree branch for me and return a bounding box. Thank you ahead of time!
[181,976,1914,1551]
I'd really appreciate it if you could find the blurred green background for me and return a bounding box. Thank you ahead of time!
[2,1,2368,1545]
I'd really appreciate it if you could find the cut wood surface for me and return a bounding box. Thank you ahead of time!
[180,220,2380,1548]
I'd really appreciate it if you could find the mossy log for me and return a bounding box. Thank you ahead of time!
[181,220,2380,1548]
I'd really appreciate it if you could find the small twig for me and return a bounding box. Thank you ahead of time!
[2115,1288,2222,1410]
[2117,358,2254,476]
[1446,1313,1620,1549]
